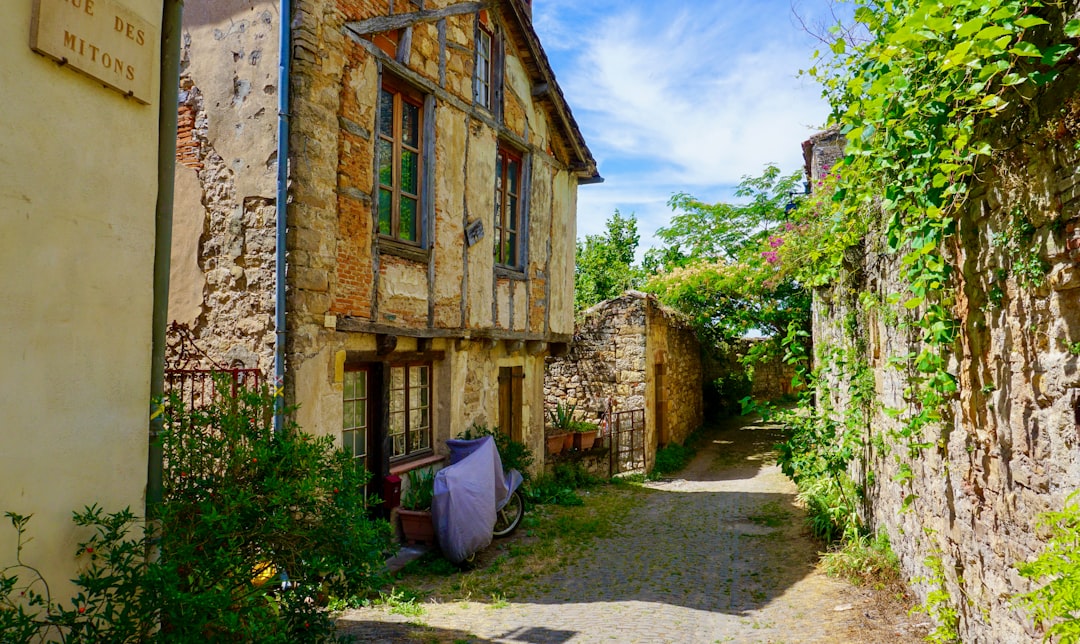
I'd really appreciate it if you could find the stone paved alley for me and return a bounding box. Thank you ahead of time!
[338,417,930,643]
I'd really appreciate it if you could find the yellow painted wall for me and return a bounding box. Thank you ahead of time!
[0,0,160,599]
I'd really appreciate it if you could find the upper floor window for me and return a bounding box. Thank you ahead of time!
[495,145,523,268]
[474,24,493,109]
[377,78,424,244]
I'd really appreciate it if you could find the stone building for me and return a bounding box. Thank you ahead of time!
[806,68,1080,640]
[170,0,598,487]
[544,292,704,471]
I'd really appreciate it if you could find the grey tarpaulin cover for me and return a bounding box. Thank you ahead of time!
[432,436,507,564]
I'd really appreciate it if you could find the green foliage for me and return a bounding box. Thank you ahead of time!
[801,0,1076,455]
[0,381,392,643]
[645,165,812,347]
[547,402,577,431]
[651,441,697,479]
[1015,491,1080,642]
[575,210,643,312]
[457,422,535,481]
[525,463,601,507]
[912,555,961,644]
[822,530,902,589]
[401,468,435,511]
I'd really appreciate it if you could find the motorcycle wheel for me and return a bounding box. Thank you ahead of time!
[492,489,525,538]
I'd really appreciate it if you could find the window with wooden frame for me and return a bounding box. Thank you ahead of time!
[494,145,523,268]
[342,368,370,470]
[388,363,432,460]
[474,23,493,109]
[377,78,424,245]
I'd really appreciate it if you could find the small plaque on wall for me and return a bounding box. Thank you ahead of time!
[465,219,484,247]
[30,0,157,104]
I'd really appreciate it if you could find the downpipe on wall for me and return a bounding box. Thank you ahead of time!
[274,0,292,432]
[148,0,184,517]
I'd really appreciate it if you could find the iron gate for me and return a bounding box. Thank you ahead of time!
[609,408,646,475]
[163,322,264,412]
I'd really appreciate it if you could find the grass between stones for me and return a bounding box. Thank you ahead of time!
[389,481,650,604]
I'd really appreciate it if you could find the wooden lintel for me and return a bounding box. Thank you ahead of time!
[376,334,398,355]
[345,2,486,37]
[335,316,571,345]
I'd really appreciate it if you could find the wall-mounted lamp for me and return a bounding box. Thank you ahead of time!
[784,181,812,214]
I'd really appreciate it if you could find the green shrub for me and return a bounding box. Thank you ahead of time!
[0,381,392,643]
[525,463,601,507]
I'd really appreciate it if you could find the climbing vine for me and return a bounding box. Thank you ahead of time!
[808,0,1078,452]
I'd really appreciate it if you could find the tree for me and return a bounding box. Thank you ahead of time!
[645,164,810,350]
[575,210,642,312]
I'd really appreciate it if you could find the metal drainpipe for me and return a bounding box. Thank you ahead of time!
[148,0,185,516]
[274,0,292,432]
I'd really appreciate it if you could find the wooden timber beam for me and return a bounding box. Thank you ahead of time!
[345,2,488,37]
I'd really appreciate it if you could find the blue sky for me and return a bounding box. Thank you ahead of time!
[532,0,846,251]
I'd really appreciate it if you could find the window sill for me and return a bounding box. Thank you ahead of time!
[389,453,446,476]
[379,237,430,263]
[495,265,526,280]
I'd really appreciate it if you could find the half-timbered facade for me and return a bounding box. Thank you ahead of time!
[172,0,598,484]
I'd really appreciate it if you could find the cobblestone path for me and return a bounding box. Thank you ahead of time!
[338,416,928,643]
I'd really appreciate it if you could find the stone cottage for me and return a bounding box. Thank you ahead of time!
[170,0,599,488]
[545,292,704,472]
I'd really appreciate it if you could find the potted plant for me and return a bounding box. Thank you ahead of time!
[571,420,600,451]
[546,402,576,455]
[398,468,436,546]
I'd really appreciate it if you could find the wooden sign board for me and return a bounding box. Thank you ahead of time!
[30,0,156,104]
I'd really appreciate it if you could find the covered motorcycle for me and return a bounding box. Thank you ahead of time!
[431,436,524,564]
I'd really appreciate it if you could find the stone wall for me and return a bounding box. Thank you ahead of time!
[545,292,704,467]
[809,70,1080,641]
[169,1,280,372]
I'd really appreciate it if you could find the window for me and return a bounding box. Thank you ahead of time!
[342,368,369,468]
[388,363,432,460]
[494,145,523,268]
[377,79,423,244]
[474,25,493,109]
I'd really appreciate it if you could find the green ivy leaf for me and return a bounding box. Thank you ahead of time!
[1014,15,1050,29]
[1066,19,1080,38]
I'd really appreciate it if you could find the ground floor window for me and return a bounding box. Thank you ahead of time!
[389,363,431,460]
[342,368,369,468]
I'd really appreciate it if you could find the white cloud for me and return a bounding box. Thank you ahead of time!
[534,0,837,248]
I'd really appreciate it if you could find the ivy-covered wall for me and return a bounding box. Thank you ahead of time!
[809,71,1080,640]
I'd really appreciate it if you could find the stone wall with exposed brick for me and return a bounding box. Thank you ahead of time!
[169,1,280,372]
[809,74,1080,641]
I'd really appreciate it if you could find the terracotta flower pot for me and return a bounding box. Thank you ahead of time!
[547,432,568,455]
[562,432,575,452]
[574,430,598,451]
[398,508,436,546]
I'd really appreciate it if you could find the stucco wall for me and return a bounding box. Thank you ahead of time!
[809,74,1080,641]
[0,0,160,598]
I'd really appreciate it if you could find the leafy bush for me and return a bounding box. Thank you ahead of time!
[0,381,392,643]
[525,463,601,507]
[457,422,535,482]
